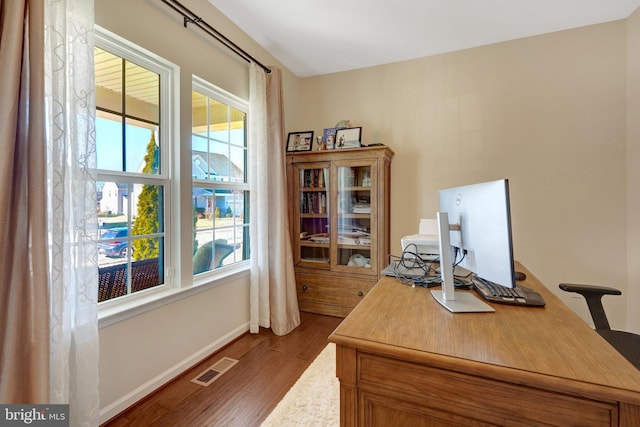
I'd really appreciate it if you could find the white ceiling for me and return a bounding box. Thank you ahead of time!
[208,0,640,77]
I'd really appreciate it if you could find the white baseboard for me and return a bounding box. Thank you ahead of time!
[99,322,250,424]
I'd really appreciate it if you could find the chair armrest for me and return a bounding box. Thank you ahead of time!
[559,283,621,330]
[559,283,621,296]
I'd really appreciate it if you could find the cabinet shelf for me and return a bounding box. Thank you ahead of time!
[338,244,371,250]
[341,186,371,191]
[300,258,330,264]
[338,213,370,219]
[287,146,394,317]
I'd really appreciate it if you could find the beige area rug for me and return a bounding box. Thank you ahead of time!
[261,343,339,427]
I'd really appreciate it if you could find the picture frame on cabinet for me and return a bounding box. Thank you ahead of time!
[323,127,337,150]
[286,131,314,152]
[335,127,362,149]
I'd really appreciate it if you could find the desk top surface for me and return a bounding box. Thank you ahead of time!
[330,262,640,402]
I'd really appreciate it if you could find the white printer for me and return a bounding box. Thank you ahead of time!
[401,218,440,260]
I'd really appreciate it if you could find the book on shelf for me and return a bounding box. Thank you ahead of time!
[317,169,325,188]
[301,192,327,214]
[352,202,371,214]
[337,224,370,235]
[338,235,371,246]
[302,168,326,188]
[301,232,330,244]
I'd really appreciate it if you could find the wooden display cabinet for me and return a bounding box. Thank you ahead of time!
[286,146,394,317]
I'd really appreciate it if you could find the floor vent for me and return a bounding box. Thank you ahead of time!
[191,357,239,386]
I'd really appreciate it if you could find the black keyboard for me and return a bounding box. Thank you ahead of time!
[472,275,546,307]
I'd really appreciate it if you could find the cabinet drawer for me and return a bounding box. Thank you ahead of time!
[358,352,617,426]
[296,273,375,308]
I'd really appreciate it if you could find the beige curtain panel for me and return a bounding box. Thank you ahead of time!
[0,0,50,404]
[249,64,300,336]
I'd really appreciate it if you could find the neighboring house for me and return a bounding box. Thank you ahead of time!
[100,182,140,217]
[97,143,241,219]
[192,151,244,217]
[100,182,127,215]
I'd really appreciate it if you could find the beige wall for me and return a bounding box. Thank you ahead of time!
[295,21,631,328]
[627,8,640,334]
[98,278,249,413]
[95,0,301,421]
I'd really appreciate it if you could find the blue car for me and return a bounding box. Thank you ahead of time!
[98,227,130,258]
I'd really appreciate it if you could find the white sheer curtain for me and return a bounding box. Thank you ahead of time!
[44,0,100,425]
[249,63,300,336]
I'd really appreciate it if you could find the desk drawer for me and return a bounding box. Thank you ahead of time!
[358,352,617,426]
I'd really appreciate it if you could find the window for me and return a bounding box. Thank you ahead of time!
[192,77,250,276]
[93,27,250,310]
[95,30,175,303]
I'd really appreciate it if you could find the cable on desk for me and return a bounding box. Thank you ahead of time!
[386,244,441,288]
[385,244,473,289]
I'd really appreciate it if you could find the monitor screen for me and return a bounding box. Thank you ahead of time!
[438,179,516,288]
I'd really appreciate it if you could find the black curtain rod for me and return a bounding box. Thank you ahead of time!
[159,0,271,73]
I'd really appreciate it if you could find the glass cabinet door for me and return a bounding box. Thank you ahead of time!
[296,164,330,267]
[334,160,376,273]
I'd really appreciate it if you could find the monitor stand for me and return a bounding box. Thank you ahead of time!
[432,212,494,313]
[431,290,494,313]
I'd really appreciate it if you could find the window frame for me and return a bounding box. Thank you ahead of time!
[95,26,178,311]
[191,76,251,282]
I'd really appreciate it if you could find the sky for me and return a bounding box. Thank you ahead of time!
[96,117,151,172]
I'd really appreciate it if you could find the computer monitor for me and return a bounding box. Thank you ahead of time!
[431,179,514,313]
[439,178,516,288]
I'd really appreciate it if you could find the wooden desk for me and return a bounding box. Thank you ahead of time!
[329,263,640,426]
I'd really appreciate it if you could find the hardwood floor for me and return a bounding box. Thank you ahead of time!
[102,312,343,427]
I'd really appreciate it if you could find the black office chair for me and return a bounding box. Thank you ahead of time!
[559,283,640,370]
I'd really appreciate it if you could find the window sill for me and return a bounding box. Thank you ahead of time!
[98,261,250,329]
